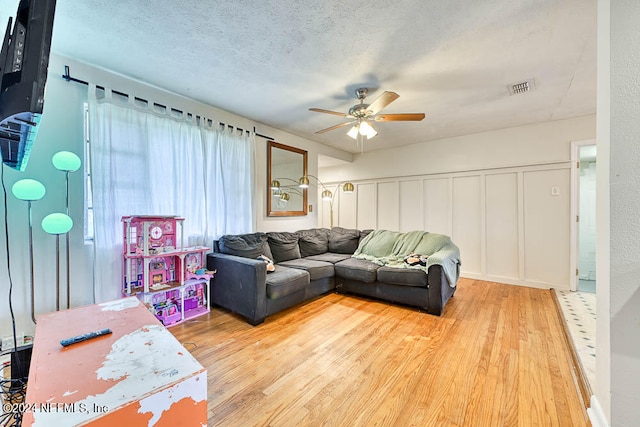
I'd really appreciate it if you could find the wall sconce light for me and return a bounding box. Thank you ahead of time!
[11,179,46,324]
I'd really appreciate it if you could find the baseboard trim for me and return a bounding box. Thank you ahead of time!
[460,273,570,291]
[550,289,592,413]
[587,395,609,427]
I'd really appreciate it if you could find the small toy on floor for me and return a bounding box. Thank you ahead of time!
[257,255,275,272]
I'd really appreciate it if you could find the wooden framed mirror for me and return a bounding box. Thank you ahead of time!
[267,141,308,216]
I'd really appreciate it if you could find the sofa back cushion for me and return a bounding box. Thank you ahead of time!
[328,227,361,254]
[218,232,273,260]
[267,232,302,263]
[297,228,330,258]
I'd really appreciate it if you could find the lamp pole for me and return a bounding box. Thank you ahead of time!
[298,175,354,228]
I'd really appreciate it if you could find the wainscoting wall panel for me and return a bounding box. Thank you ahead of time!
[423,178,451,236]
[377,182,400,231]
[485,173,520,280]
[452,176,482,275]
[523,169,571,286]
[399,180,423,232]
[322,162,571,289]
[356,183,376,230]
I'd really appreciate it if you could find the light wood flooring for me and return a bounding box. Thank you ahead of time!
[170,278,590,426]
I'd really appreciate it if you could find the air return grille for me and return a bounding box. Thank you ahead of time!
[509,79,535,95]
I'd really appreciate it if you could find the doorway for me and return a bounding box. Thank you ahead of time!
[570,139,597,292]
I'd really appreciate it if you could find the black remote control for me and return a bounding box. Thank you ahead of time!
[60,328,113,347]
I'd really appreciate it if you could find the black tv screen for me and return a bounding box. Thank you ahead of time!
[0,0,57,171]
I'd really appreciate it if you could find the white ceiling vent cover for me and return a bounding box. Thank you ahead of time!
[509,79,536,95]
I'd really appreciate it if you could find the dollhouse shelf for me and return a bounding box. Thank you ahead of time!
[121,216,212,327]
[123,245,211,259]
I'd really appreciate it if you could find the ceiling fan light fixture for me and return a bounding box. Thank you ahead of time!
[347,125,359,139]
[359,121,377,139]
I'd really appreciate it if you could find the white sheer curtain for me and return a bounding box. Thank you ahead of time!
[88,90,254,302]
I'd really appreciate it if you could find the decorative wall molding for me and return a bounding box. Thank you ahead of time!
[323,161,572,289]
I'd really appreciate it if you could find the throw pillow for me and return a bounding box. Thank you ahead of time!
[328,227,361,254]
[218,232,273,260]
[297,228,330,257]
[267,232,301,263]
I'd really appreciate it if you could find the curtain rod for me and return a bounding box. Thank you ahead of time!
[61,65,273,140]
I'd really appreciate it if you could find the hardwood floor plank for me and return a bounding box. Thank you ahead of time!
[170,279,589,426]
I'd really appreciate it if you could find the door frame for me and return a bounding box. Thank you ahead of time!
[570,139,596,291]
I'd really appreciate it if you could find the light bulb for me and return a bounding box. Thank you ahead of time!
[359,121,377,139]
[346,125,359,139]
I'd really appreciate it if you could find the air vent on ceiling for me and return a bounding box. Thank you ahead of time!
[509,79,535,95]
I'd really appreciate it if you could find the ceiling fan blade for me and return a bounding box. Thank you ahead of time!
[315,121,356,134]
[367,91,399,115]
[309,108,349,117]
[374,113,426,122]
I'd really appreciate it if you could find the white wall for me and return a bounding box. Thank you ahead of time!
[607,0,640,425]
[320,115,595,182]
[253,127,352,233]
[0,53,351,338]
[593,0,611,424]
[320,116,595,289]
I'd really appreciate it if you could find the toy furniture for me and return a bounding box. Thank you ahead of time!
[23,297,207,426]
[122,215,213,326]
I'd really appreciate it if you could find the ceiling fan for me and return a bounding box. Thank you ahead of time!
[309,88,425,143]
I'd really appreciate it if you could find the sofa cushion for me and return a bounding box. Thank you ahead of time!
[334,258,380,283]
[267,232,301,263]
[278,259,335,281]
[304,252,352,264]
[297,228,330,257]
[218,232,273,260]
[266,266,309,299]
[377,266,428,288]
[328,227,361,254]
[359,229,374,243]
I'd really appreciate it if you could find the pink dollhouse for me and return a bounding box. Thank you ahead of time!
[122,215,214,326]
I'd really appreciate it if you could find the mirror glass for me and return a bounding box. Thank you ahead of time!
[267,141,308,216]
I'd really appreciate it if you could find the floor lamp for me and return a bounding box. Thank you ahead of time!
[52,151,81,309]
[41,213,73,312]
[298,175,354,227]
[11,179,46,324]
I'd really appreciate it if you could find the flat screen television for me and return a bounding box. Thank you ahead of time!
[0,0,57,171]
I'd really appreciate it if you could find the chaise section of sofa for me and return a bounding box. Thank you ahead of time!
[207,227,460,325]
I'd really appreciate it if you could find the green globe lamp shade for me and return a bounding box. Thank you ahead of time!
[12,179,46,201]
[52,151,81,172]
[42,213,73,235]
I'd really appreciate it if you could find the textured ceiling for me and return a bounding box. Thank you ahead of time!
[1,0,597,154]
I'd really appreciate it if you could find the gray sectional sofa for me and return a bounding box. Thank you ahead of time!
[206,227,460,325]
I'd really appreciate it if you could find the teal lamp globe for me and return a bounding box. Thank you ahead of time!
[41,213,73,235]
[12,179,46,201]
[52,151,81,172]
